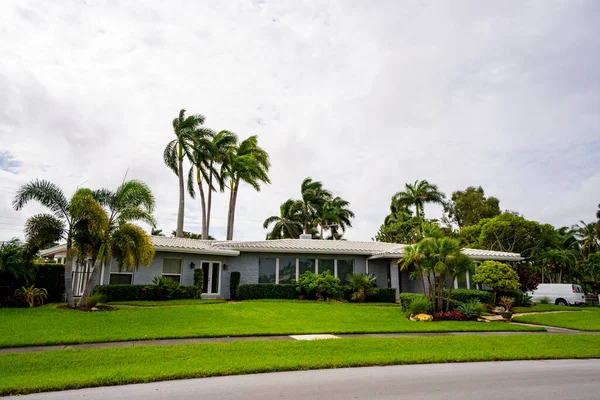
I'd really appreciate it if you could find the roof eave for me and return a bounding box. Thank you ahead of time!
[154,246,240,256]
[219,247,379,256]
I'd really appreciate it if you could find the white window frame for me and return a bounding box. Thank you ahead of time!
[200,260,222,295]
[162,258,182,283]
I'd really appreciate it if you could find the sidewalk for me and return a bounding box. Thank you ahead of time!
[2,325,599,355]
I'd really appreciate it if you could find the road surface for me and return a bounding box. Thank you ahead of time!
[9,359,600,400]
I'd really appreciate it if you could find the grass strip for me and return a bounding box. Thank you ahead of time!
[2,335,600,396]
[108,299,227,307]
[0,301,542,348]
[514,308,600,331]
[513,304,585,313]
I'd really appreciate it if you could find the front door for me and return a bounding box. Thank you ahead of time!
[201,261,221,295]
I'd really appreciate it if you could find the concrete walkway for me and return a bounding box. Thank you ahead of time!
[2,325,599,355]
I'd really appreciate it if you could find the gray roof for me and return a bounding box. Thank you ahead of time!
[152,236,240,256]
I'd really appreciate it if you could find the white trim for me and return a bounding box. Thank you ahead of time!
[295,258,299,281]
[334,259,338,278]
[100,262,105,285]
[366,259,369,274]
[200,260,222,295]
[275,258,280,284]
[154,246,239,257]
[315,259,319,274]
[162,257,182,283]
[466,271,471,290]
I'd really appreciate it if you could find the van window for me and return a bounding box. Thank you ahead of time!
[575,285,583,293]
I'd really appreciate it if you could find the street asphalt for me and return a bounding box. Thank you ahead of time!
[7,359,600,399]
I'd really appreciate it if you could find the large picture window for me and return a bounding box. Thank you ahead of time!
[259,258,276,283]
[278,257,296,284]
[162,258,182,283]
[299,258,316,276]
[337,259,354,284]
[318,259,334,276]
[109,261,133,285]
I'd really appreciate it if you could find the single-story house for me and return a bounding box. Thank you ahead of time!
[39,235,523,298]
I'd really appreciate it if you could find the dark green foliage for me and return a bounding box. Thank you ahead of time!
[33,263,65,303]
[399,293,426,310]
[229,271,241,299]
[408,297,432,316]
[296,271,341,300]
[366,288,396,303]
[237,284,297,300]
[514,292,533,307]
[442,289,494,305]
[539,297,550,304]
[85,293,107,308]
[93,284,200,302]
[457,299,485,319]
[193,269,204,291]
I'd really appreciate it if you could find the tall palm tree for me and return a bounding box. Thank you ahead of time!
[298,178,332,235]
[320,196,355,240]
[263,199,303,239]
[444,253,475,311]
[222,135,271,240]
[392,179,446,218]
[574,221,599,258]
[422,237,460,313]
[13,180,79,307]
[187,128,216,239]
[163,109,207,238]
[75,180,156,305]
[206,130,238,238]
[398,242,428,295]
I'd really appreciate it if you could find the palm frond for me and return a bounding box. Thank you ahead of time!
[13,179,70,220]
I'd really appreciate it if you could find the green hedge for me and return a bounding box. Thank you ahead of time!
[443,289,494,305]
[229,271,241,300]
[399,293,425,310]
[237,284,298,300]
[93,284,200,302]
[366,288,397,303]
[34,263,65,303]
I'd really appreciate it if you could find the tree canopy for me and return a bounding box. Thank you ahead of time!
[443,186,500,228]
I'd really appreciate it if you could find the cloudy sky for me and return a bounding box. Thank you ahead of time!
[1,0,599,242]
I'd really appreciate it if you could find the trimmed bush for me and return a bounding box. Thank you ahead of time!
[366,288,396,303]
[33,263,65,303]
[443,289,494,305]
[408,297,432,316]
[193,269,204,291]
[229,271,241,300]
[93,284,199,302]
[237,284,297,300]
[399,293,425,310]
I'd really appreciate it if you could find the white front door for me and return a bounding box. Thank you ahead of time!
[201,261,221,295]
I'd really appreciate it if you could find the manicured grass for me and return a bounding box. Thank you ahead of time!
[513,304,585,313]
[109,299,227,307]
[0,300,542,348]
[514,308,600,330]
[2,335,600,396]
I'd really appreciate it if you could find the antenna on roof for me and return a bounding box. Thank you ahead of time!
[122,166,130,184]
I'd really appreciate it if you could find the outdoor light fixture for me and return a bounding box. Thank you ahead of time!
[189,262,196,270]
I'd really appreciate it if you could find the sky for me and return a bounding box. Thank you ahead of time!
[1,0,599,242]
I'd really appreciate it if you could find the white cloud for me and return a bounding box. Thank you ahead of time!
[0,0,599,241]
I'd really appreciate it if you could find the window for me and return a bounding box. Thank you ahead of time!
[337,259,354,284]
[456,271,468,289]
[299,258,316,276]
[259,258,276,283]
[278,257,296,284]
[162,258,182,283]
[109,261,133,285]
[318,259,334,276]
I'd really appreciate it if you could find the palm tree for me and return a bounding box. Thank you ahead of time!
[0,239,35,283]
[298,178,332,235]
[444,253,475,311]
[187,127,216,239]
[222,135,271,240]
[75,180,156,305]
[574,221,599,258]
[540,249,577,284]
[596,204,600,239]
[163,109,207,238]
[347,273,377,302]
[320,196,355,240]
[392,180,446,218]
[13,180,80,307]
[263,199,303,239]
[398,242,428,295]
[422,237,460,313]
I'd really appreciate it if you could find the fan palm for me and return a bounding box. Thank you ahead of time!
[263,199,303,239]
[206,130,238,238]
[398,242,428,295]
[574,221,599,258]
[13,180,79,307]
[421,237,461,312]
[75,180,156,305]
[320,196,355,240]
[444,253,475,311]
[222,135,271,240]
[163,109,207,238]
[187,128,216,239]
[347,273,377,302]
[392,180,446,218]
[298,178,332,235]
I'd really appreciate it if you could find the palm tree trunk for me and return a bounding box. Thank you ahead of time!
[64,237,75,308]
[445,273,457,312]
[176,154,185,238]
[77,258,102,307]
[418,266,426,295]
[196,168,208,239]
[206,162,214,237]
[226,179,239,240]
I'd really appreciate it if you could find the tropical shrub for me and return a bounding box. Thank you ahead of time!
[407,297,432,316]
[14,285,48,307]
[85,293,107,308]
[399,293,425,310]
[34,263,65,303]
[514,292,533,307]
[366,288,396,303]
[152,276,180,300]
[229,271,241,300]
[237,284,297,300]
[347,273,377,302]
[457,299,484,319]
[296,271,341,300]
[472,261,520,302]
[442,289,494,305]
[499,296,515,311]
[434,311,465,321]
[193,268,204,292]
[539,297,550,304]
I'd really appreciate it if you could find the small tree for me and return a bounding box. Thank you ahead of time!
[472,261,520,303]
[194,268,204,296]
[347,273,377,302]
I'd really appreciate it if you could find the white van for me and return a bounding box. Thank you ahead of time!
[529,284,586,306]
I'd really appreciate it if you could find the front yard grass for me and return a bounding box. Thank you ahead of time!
[513,307,600,330]
[513,304,585,313]
[109,299,227,307]
[0,300,543,348]
[2,335,600,396]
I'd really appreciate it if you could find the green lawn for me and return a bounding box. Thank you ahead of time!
[2,335,600,396]
[109,299,227,307]
[513,304,585,313]
[513,308,600,330]
[0,300,542,348]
